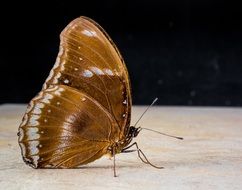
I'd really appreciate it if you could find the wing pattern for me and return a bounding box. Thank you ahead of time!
[18,17,132,168]
[43,17,131,137]
[19,85,118,168]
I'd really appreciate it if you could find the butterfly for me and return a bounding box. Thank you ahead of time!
[18,16,182,177]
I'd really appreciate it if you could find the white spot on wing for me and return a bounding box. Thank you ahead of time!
[26,127,39,139]
[28,141,40,155]
[90,67,104,75]
[81,97,86,102]
[82,70,93,78]
[29,115,40,126]
[123,100,127,105]
[82,29,97,37]
[32,103,44,114]
[64,79,69,84]
[54,87,65,96]
[104,69,114,76]
[41,93,53,104]
[32,155,40,166]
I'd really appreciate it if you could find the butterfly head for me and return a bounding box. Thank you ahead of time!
[128,126,142,138]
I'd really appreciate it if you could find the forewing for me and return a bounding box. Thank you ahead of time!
[43,17,131,138]
[18,85,117,168]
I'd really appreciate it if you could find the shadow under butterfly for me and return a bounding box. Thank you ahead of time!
[18,16,183,177]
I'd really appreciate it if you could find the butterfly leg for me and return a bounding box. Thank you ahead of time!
[113,148,117,177]
[122,142,164,169]
[122,142,138,152]
[121,142,148,164]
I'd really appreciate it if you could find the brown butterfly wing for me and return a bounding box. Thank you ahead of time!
[18,16,131,168]
[19,85,118,168]
[43,17,131,138]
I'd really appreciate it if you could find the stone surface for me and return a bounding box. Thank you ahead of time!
[0,104,242,190]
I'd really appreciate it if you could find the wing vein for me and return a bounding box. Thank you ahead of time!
[60,71,106,95]
[62,32,118,72]
[55,144,107,168]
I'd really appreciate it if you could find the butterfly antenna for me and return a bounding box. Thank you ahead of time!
[133,97,158,127]
[133,97,183,140]
[140,127,183,140]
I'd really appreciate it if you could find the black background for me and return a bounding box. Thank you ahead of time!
[1,0,242,106]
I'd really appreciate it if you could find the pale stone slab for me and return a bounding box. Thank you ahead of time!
[0,104,242,189]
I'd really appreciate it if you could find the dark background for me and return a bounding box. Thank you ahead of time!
[1,0,242,106]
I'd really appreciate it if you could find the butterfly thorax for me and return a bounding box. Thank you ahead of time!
[106,126,141,157]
